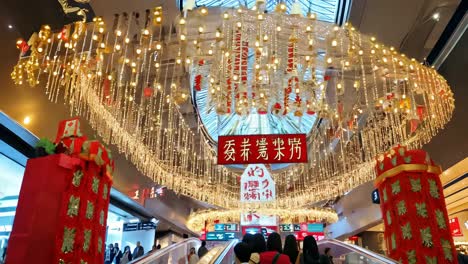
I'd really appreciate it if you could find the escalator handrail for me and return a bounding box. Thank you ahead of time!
[211,239,239,264]
[130,237,201,263]
[317,239,397,263]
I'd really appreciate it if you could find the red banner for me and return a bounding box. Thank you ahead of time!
[449,217,463,237]
[217,134,308,164]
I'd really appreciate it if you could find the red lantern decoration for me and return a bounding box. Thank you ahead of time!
[143,87,153,97]
[194,75,202,91]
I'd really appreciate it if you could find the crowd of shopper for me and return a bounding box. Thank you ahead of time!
[235,232,331,264]
[104,241,155,264]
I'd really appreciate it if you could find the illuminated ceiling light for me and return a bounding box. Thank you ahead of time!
[432,12,440,21]
[8,25,13,29]
[23,116,31,125]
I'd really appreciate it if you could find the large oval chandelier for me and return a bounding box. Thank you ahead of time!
[11,1,454,209]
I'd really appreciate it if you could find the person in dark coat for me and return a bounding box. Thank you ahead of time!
[283,235,299,264]
[297,236,329,264]
[198,241,208,258]
[132,241,145,259]
[114,243,123,264]
[105,244,115,264]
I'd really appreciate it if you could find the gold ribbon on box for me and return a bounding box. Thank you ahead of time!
[374,164,442,187]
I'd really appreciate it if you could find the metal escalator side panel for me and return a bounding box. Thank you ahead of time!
[198,246,225,264]
[316,239,398,264]
[211,239,239,264]
[130,237,201,264]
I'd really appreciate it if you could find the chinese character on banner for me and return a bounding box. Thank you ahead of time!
[224,139,236,162]
[240,164,275,202]
[217,134,307,164]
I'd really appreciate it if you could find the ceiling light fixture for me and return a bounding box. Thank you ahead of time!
[432,12,440,21]
[23,116,31,125]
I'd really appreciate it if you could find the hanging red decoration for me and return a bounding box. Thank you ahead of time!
[416,105,425,120]
[194,75,202,91]
[143,86,153,97]
[102,79,111,105]
[410,119,420,134]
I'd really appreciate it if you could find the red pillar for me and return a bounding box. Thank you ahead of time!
[375,146,457,263]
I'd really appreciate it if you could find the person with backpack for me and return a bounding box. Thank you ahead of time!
[259,232,290,264]
[296,236,330,264]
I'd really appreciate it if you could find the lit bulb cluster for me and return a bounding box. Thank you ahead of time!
[10,3,454,209]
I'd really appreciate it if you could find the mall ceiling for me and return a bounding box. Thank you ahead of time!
[0,0,466,215]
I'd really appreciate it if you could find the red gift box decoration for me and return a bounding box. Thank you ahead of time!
[7,118,114,264]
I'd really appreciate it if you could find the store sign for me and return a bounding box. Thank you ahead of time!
[241,226,278,237]
[280,223,323,233]
[215,223,239,231]
[240,164,275,202]
[280,224,294,232]
[295,232,325,241]
[206,232,237,241]
[130,186,166,205]
[241,213,277,226]
[218,134,308,164]
[123,222,157,232]
[307,223,324,232]
[449,217,463,237]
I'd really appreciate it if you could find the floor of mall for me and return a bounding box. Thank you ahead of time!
[0,0,467,263]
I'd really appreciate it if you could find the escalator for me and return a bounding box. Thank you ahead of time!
[130,237,396,264]
[199,239,238,264]
[317,239,397,264]
[130,237,201,264]
[207,239,397,264]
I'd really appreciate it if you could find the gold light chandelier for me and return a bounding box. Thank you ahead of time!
[187,208,338,232]
[11,1,454,209]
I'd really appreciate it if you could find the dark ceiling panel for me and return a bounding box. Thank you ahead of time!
[2,0,95,38]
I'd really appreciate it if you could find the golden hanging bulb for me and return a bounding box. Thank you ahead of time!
[199,6,208,15]
[198,26,204,33]
[179,18,186,25]
[257,13,264,21]
[331,39,337,47]
[307,12,317,20]
[275,2,287,13]
[223,12,230,20]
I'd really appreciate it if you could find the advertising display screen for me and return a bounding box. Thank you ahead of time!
[307,223,324,232]
[214,224,225,231]
[280,224,293,232]
[225,223,238,231]
[206,232,237,241]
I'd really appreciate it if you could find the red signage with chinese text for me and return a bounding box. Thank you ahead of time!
[295,232,325,241]
[218,134,308,164]
[449,217,463,237]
